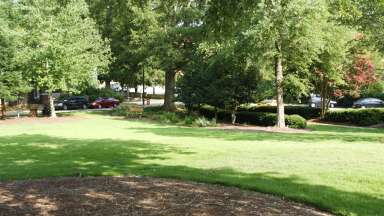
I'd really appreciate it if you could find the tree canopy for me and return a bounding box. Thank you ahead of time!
[15,0,111,117]
[0,0,383,125]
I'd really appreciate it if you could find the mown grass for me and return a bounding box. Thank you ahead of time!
[0,114,383,216]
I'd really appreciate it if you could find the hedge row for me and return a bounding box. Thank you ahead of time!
[324,109,384,126]
[239,106,321,119]
[236,112,307,129]
[198,107,307,129]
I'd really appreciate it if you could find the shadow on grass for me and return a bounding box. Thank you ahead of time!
[0,134,193,181]
[128,126,384,143]
[0,134,382,215]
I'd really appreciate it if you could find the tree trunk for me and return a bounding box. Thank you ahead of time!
[48,93,56,118]
[231,109,237,125]
[164,70,176,111]
[214,107,218,122]
[320,79,328,119]
[0,98,5,120]
[105,80,111,89]
[275,47,285,128]
[153,87,156,95]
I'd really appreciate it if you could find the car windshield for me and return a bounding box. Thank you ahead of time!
[356,98,382,104]
[369,99,383,103]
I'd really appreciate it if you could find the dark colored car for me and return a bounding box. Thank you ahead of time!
[90,98,120,109]
[309,95,337,108]
[353,98,384,108]
[54,96,89,110]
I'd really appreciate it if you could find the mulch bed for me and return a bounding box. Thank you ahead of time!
[0,176,332,216]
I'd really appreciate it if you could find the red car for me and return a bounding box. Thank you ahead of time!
[90,98,120,109]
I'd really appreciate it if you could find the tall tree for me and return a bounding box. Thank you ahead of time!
[16,0,110,117]
[86,0,161,91]
[312,25,353,118]
[150,0,209,111]
[207,0,328,127]
[0,1,30,119]
[178,41,261,124]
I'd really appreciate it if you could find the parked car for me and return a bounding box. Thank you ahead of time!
[309,95,337,108]
[54,96,89,110]
[353,98,384,108]
[90,98,120,109]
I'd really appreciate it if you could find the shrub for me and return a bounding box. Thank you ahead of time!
[197,106,232,122]
[285,115,307,129]
[236,112,277,126]
[197,106,308,128]
[324,109,384,126]
[237,112,307,129]
[184,116,195,126]
[241,106,320,119]
[193,117,216,127]
[144,106,164,114]
[110,104,143,118]
[199,105,319,120]
[157,112,181,124]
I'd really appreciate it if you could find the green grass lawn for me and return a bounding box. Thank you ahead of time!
[0,114,383,216]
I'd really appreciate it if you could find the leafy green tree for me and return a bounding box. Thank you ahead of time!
[207,0,329,127]
[0,1,30,119]
[331,0,384,52]
[150,0,209,111]
[178,42,260,124]
[312,25,353,118]
[16,0,110,117]
[86,0,161,91]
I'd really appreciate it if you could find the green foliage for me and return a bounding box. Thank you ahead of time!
[332,0,384,52]
[236,112,307,129]
[206,0,332,127]
[192,116,217,128]
[197,106,308,128]
[285,115,308,129]
[241,106,321,120]
[16,0,111,94]
[87,0,162,88]
[0,2,30,100]
[178,43,261,111]
[361,82,384,99]
[184,115,195,126]
[156,112,181,124]
[311,23,354,117]
[198,105,320,120]
[110,103,143,118]
[324,109,384,126]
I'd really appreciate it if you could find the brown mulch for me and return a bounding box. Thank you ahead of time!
[213,124,311,134]
[0,176,332,216]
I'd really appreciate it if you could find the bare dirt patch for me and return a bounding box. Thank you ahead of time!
[0,176,332,216]
[214,124,311,134]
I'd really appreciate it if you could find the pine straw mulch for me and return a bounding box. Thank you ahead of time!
[0,176,333,216]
